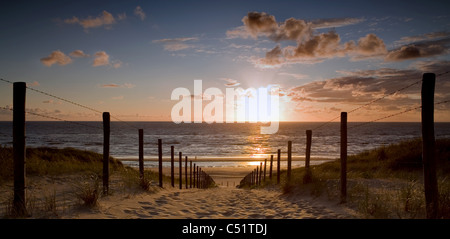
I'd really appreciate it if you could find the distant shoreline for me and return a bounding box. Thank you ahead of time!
[116,156,334,162]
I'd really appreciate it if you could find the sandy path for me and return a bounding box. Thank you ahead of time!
[66,186,353,219]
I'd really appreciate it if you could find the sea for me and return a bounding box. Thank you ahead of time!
[1,122,450,168]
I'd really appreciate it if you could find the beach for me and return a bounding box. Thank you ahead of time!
[0,164,356,219]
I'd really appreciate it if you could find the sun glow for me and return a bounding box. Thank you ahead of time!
[246,161,263,166]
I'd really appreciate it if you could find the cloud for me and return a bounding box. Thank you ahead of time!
[153,37,198,51]
[40,50,72,67]
[134,6,146,21]
[69,50,89,58]
[93,51,110,67]
[311,17,365,29]
[26,81,40,87]
[41,50,122,68]
[286,61,450,110]
[64,10,118,29]
[220,78,240,87]
[117,13,127,21]
[395,31,450,44]
[101,84,120,88]
[385,38,450,61]
[101,83,135,88]
[226,26,253,39]
[230,12,387,68]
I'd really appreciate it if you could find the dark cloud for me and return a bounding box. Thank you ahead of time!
[385,38,450,61]
[287,61,450,111]
[311,17,365,29]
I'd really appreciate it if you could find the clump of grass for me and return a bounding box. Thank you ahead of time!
[73,174,100,207]
[43,189,58,215]
[357,185,391,218]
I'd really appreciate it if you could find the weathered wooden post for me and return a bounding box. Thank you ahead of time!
[190,160,192,188]
[196,166,199,188]
[171,146,175,187]
[287,141,292,181]
[193,163,196,188]
[303,130,313,184]
[185,156,188,189]
[13,82,27,215]
[269,155,273,180]
[305,130,312,169]
[103,112,110,195]
[259,162,263,185]
[139,129,144,179]
[158,139,163,188]
[256,166,259,186]
[340,112,347,203]
[422,73,438,219]
[179,152,182,189]
[263,158,267,182]
[277,149,281,184]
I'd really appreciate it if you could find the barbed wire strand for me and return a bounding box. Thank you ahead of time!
[1,106,102,130]
[437,70,450,77]
[312,78,423,131]
[1,78,140,130]
[1,78,103,115]
[349,99,450,130]
[347,78,422,114]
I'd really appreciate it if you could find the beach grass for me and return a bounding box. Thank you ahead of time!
[259,138,450,218]
[0,146,172,217]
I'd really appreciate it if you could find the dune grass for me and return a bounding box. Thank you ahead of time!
[256,138,450,219]
[0,146,124,181]
[0,146,170,217]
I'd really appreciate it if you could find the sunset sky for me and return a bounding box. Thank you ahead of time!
[1,0,450,122]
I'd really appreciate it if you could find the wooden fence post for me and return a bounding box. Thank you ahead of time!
[185,156,188,189]
[139,129,144,179]
[422,72,438,219]
[277,149,281,184]
[158,139,163,188]
[305,130,312,169]
[251,171,254,185]
[270,155,273,180]
[193,163,196,188]
[13,82,27,215]
[171,146,174,187]
[287,141,292,181]
[259,162,263,185]
[264,158,267,182]
[179,152,182,189]
[190,160,192,188]
[196,166,199,188]
[103,112,110,195]
[256,166,259,186]
[340,112,347,203]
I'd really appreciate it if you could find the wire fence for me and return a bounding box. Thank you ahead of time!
[312,70,450,132]
[1,72,449,152]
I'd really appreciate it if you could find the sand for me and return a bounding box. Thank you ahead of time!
[0,166,356,219]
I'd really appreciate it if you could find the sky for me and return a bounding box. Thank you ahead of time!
[1,0,450,122]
